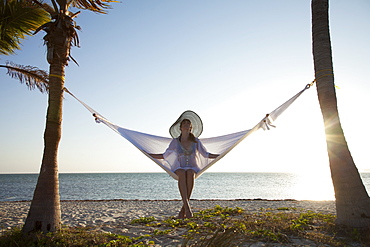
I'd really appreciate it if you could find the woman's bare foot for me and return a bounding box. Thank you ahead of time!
[184,208,193,218]
[178,205,193,219]
[177,207,185,219]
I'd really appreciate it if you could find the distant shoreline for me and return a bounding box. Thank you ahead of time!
[3,173,362,201]
[1,198,337,204]
[1,171,369,175]
[2,198,335,203]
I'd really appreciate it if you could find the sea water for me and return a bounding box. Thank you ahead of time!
[1,173,369,202]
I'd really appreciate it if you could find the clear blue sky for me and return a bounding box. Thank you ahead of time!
[1,0,369,175]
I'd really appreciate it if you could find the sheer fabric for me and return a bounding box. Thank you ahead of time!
[163,138,209,173]
[65,84,310,180]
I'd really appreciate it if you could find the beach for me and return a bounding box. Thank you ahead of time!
[0,199,336,246]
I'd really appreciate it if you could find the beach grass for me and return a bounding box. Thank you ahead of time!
[1,205,369,246]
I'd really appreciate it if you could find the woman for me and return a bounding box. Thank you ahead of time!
[150,111,219,218]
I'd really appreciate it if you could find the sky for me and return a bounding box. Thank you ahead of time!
[1,0,370,175]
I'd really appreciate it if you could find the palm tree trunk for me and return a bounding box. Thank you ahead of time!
[17,0,110,235]
[23,66,64,233]
[311,0,370,227]
[23,20,71,233]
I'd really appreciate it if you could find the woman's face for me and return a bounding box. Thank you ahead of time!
[180,119,192,133]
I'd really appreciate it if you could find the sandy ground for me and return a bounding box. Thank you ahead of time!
[0,199,336,246]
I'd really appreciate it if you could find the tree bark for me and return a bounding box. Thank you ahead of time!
[311,0,370,227]
[23,66,64,232]
[23,19,70,233]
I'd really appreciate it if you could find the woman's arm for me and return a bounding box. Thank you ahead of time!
[149,154,164,159]
[148,139,178,160]
[197,139,219,159]
[208,153,219,159]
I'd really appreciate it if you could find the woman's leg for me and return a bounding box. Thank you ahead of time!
[177,169,196,218]
[175,169,193,218]
[185,169,195,200]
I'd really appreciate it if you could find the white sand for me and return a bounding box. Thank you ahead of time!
[0,199,336,246]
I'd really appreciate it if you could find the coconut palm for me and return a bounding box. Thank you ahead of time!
[1,0,113,233]
[311,0,370,227]
[1,0,49,92]
[0,0,49,55]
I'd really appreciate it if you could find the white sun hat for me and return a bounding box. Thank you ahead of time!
[169,110,203,138]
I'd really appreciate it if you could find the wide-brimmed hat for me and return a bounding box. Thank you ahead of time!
[169,110,203,138]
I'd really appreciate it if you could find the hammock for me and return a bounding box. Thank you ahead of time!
[65,84,312,180]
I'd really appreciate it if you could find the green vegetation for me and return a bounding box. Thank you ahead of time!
[1,206,369,246]
[130,216,157,224]
[0,227,139,247]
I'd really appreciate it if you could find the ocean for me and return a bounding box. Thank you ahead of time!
[1,173,369,202]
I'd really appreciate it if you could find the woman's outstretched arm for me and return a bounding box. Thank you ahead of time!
[208,153,219,159]
[197,139,219,159]
[149,154,164,159]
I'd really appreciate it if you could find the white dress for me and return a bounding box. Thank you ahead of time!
[162,138,210,173]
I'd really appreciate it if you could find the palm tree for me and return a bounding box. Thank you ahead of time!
[0,0,49,55]
[311,0,370,227]
[1,0,113,233]
[1,0,49,92]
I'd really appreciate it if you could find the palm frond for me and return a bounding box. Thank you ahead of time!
[49,0,60,13]
[0,0,50,55]
[68,0,111,14]
[1,61,49,93]
[30,0,57,15]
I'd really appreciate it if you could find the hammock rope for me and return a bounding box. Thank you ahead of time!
[64,83,312,180]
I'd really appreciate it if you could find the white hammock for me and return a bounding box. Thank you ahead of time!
[65,84,311,180]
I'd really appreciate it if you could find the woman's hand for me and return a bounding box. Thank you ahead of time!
[209,154,219,159]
